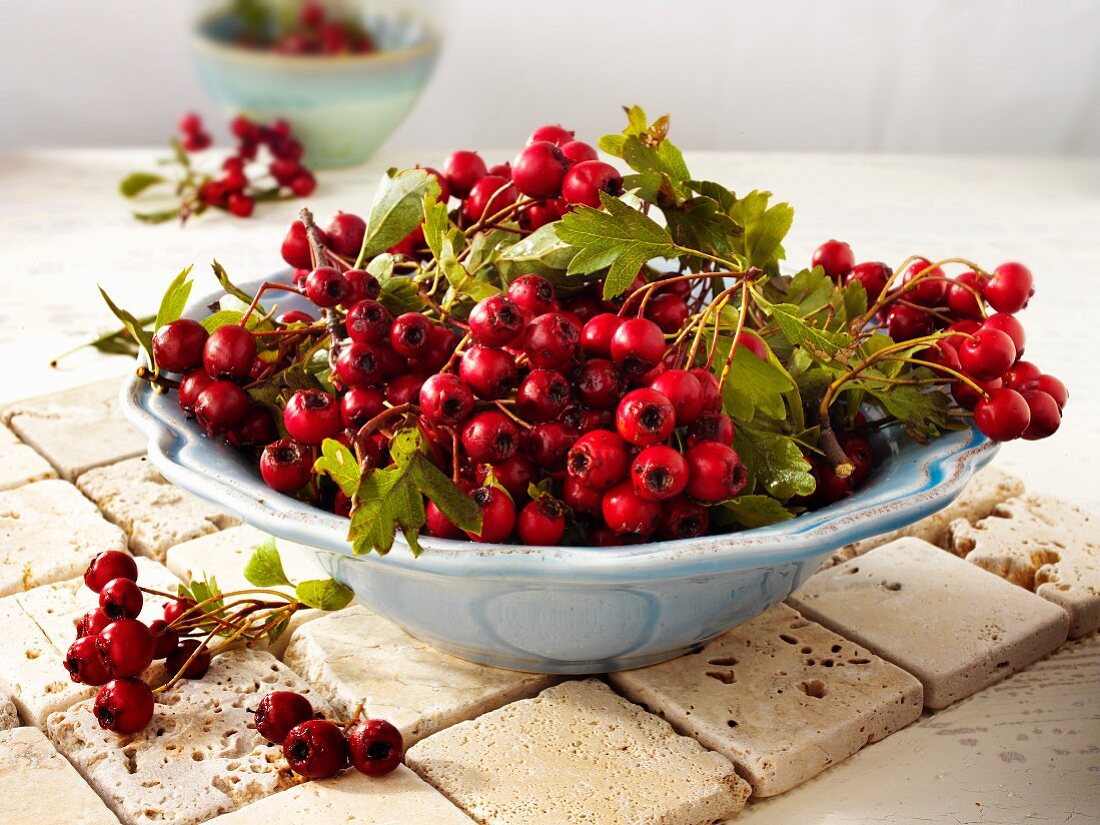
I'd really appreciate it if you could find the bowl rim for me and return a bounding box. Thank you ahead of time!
[121,271,997,582]
[191,4,442,69]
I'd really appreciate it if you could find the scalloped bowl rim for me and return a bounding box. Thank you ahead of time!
[121,272,997,582]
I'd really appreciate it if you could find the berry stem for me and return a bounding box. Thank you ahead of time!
[135,366,181,390]
[299,207,345,370]
[716,282,751,392]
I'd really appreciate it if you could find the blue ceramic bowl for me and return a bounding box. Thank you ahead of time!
[191,5,440,168]
[121,273,996,674]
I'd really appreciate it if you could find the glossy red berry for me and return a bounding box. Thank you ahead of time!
[958,327,1016,381]
[385,374,425,407]
[166,639,211,680]
[561,161,624,208]
[507,274,558,316]
[459,345,518,399]
[885,304,933,341]
[335,342,385,388]
[519,198,569,231]
[283,720,350,779]
[280,220,324,269]
[461,411,520,464]
[339,387,385,430]
[344,270,380,305]
[425,497,465,539]
[630,445,689,502]
[177,369,214,415]
[284,390,341,445]
[303,266,351,308]
[946,271,988,319]
[348,719,404,777]
[512,141,569,199]
[389,313,434,359]
[517,497,567,546]
[226,405,278,449]
[528,124,574,146]
[981,313,1025,357]
[649,369,704,426]
[94,678,155,734]
[260,438,314,493]
[462,175,517,223]
[563,476,602,514]
[469,295,525,347]
[443,150,488,198]
[845,261,892,298]
[899,258,947,306]
[78,608,113,638]
[84,550,138,594]
[580,313,624,358]
[523,422,575,471]
[1021,391,1062,440]
[152,319,208,374]
[465,486,516,542]
[1003,360,1042,391]
[658,496,710,540]
[65,636,111,685]
[567,429,629,489]
[325,212,366,258]
[974,387,1031,441]
[610,318,665,376]
[96,619,154,678]
[984,262,1034,314]
[687,412,735,447]
[149,620,178,660]
[573,358,624,410]
[812,240,855,280]
[839,434,874,485]
[515,370,572,423]
[684,442,747,502]
[194,380,250,434]
[522,312,580,370]
[419,373,475,426]
[162,597,196,625]
[689,368,722,412]
[289,172,317,197]
[203,324,256,381]
[643,292,690,334]
[942,319,981,352]
[602,480,660,536]
[346,299,393,344]
[951,376,1002,411]
[560,140,598,164]
[1035,374,1068,410]
[616,388,675,447]
[99,578,143,621]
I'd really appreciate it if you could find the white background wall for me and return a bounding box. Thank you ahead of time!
[2,0,1098,154]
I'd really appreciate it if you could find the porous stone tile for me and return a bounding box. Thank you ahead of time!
[788,538,1070,709]
[47,649,323,825]
[0,726,122,825]
[0,478,128,597]
[949,493,1100,638]
[204,765,474,825]
[284,605,556,745]
[76,456,241,561]
[0,689,18,730]
[2,377,145,481]
[0,559,181,728]
[827,466,1024,566]
[407,679,750,825]
[0,422,57,491]
[165,526,326,657]
[609,603,923,796]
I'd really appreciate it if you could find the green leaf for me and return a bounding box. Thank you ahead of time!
[211,260,257,307]
[720,495,795,529]
[347,428,482,556]
[705,335,793,422]
[555,193,679,299]
[727,191,794,274]
[154,265,194,331]
[784,267,835,316]
[860,384,958,443]
[754,293,853,361]
[243,539,293,589]
[621,133,691,202]
[295,579,354,611]
[119,172,165,198]
[440,235,501,304]
[663,195,742,267]
[366,253,395,281]
[313,438,361,498]
[133,208,180,224]
[356,168,440,265]
[378,276,426,315]
[98,286,154,366]
[734,427,816,500]
[496,223,579,283]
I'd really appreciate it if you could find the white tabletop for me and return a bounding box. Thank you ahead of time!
[1,149,1098,822]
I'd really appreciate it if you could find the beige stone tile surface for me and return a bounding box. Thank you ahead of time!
[407,679,750,825]
[0,478,128,597]
[0,689,18,730]
[0,422,57,491]
[76,456,240,561]
[789,538,1070,709]
[610,603,923,796]
[284,605,556,746]
[48,650,323,825]
[2,377,145,481]
[949,493,1100,638]
[204,765,474,825]
[0,726,122,825]
[828,466,1025,566]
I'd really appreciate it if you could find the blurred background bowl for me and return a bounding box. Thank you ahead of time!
[191,3,440,168]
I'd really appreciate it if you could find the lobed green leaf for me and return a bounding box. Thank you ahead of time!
[243,539,293,589]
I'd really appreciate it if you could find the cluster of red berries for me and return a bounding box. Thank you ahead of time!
[254,691,403,779]
[267,1,377,55]
[812,240,1067,443]
[63,551,211,734]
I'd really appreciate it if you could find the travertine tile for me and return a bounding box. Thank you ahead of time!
[284,605,556,745]
[407,679,750,825]
[0,558,180,728]
[828,466,1024,566]
[0,422,57,491]
[2,378,145,481]
[610,603,923,796]
[0,689,18,730]
[165,526,326,657]
[48,650,323,825]
[789,538,1069,709]
[949,493,1100,639]
[0,726,122,825]
[0,479,128,597]
[204,765,474,825]
[76,456,240,561]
